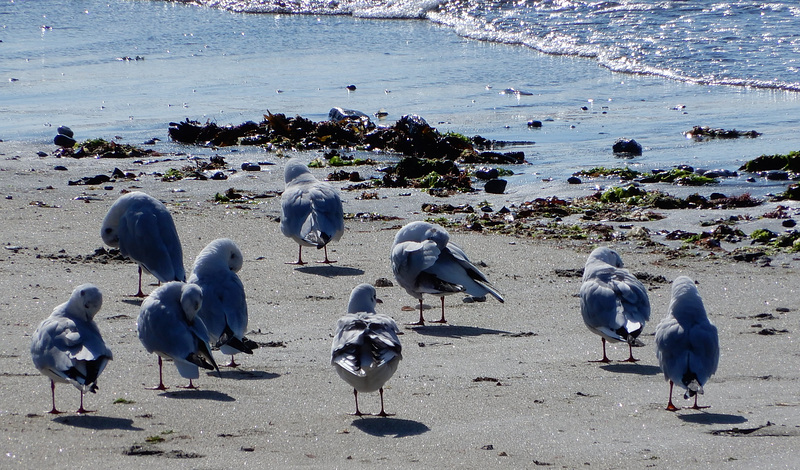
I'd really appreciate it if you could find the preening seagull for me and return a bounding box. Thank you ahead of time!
[189,238,258,368]
[390,221,503,325]
[332,283,402,416]
[280,158,344,265]
[580,247,650,362]
[30,284,113,414]
[101,191,185,297]
[137,282,218,390]
[655,276,719,411]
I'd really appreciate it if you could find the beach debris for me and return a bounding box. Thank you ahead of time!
[684,126,761,140]
[612,138,642,156]
[68,174,111,186]
[739,150,800,173]
[55,138,155,159]
[54,134,76,148]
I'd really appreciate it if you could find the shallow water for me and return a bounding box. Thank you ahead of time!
[2,0,800,199]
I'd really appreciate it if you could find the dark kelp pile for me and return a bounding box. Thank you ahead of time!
[168,109,525,194]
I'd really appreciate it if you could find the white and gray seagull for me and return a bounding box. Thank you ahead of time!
[655,276,719,411]
[280,158,344,265]
[580,247,650,362]
[390,221,503,325]
[331,283,402,416]
[30,284,113,414]
[137,282,218,390]
[189,238,258,368]
[101,191,185,297]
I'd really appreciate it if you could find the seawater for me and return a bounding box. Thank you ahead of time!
[2,0,799,198]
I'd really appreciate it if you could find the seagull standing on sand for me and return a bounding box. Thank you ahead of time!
[331,283,402,416]
[580,247,650,362]
[390,221,504,325]
[137,282,218,390]
[101,191,185,297]
[280,158,344,265]
[189,238,258,368]
[30,284,113,414]
[655,276,719,411]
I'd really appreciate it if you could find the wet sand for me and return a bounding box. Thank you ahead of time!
[1,140,799,469]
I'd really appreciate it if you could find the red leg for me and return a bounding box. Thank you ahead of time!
[622,342,639,363]
[178,379,199,389]
[146,356,168,390]
[48,380,62,414]
[133,265,146,298]
[590,338,612,363]
[319,245,337,264]
[286,245,306,265]
[352,389,365,416]
[376,387,394,417]
[666,381,678,411]
[689,393,710,410]
[225,355,239,368]
[430,297,447,323]
[407,299,425,326]
[76,390,94,414]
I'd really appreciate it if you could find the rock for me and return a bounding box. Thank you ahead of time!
[57,126,74,138]
[475,167,499,180]
[527,120,543,128]
[346,84,357,91]
[54,134,76,148]
[567,176,582,184]
[766,171,789,181]
[54,165,68,171]
[241,162,261,171]
[782,219,796,228]
[612,138,642,156]
[68,174,111,186]
[328,107,371,128]
[484,179,507,194]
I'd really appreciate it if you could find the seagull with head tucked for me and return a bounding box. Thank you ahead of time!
[280,158,344,265]
[655,276,719,411]
[580,247,650,362]
[101,191,185,297]
[30,284,113,414]
[332,283,402,416]
[189,238,258,368]
[137,282,218,390]
[390,221,503,325]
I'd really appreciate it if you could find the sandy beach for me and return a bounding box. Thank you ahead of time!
[1,138,800,469]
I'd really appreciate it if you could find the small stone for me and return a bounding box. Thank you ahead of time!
[612,138,642,156]
[527,120,543,128]
[567,176,581,184]
[54,165,68,171]
[346,84,357,91]
[374,278,393,287]
[484,179,507,194]
[782,219,796,228]
[241,162,261,171]
[53,134,76,148]
[57,126,74,138]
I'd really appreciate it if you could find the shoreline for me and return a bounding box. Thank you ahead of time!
[2,138,800,468]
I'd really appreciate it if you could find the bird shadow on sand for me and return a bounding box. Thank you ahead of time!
[677,411,747,425]
[351,417,430,438]
[411,325,511,338]
[295,265,365,277]
[600,363,662,376]
[160,389,235,402]
[214,369,280,380]
[54,415,144,431]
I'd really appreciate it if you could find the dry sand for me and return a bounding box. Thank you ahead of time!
[1,140,799,469]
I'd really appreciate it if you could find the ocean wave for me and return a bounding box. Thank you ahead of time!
[174,0,800,92]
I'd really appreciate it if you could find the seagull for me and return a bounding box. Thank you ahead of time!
[30,284,113,414]
[189,238,258,368]
[280,158,344,265]
[655,276,719,411]
[390,221,503,325]
[332,283,402,416]
[579,247,650,362]
[137,282,218,390]
[101,191,185,297]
